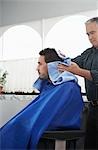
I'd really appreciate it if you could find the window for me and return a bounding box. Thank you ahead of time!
[45,15,91,58]
[1,25,42,60]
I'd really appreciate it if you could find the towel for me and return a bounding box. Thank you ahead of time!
[33,57,77,91]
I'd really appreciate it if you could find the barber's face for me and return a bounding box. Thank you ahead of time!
[86,22,98,48]
[36,55,48,79]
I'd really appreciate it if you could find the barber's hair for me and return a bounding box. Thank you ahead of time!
[39,48,63,63]
[85,17,98,24]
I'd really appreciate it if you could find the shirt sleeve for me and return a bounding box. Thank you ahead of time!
[72,55,83,68]
[72,49,98,85]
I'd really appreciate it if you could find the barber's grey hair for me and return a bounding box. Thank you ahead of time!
[85,17,98,24]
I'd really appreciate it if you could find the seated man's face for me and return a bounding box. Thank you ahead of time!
[37,55,48,79]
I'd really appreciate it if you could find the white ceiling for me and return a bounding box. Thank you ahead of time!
[0,0,97,4]
[1,0,97,12]
[0,0,98,26]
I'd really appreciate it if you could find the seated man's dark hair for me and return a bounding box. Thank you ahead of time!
[39,48,63,63]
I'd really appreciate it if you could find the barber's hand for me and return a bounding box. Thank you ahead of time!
[58,62,80,74]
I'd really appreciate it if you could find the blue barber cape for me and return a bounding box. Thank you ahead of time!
[0,81,84,150]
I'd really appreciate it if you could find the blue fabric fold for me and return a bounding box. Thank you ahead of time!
[0,81,83,150]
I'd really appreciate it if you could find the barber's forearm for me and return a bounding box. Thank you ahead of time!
[76,68,92,81]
